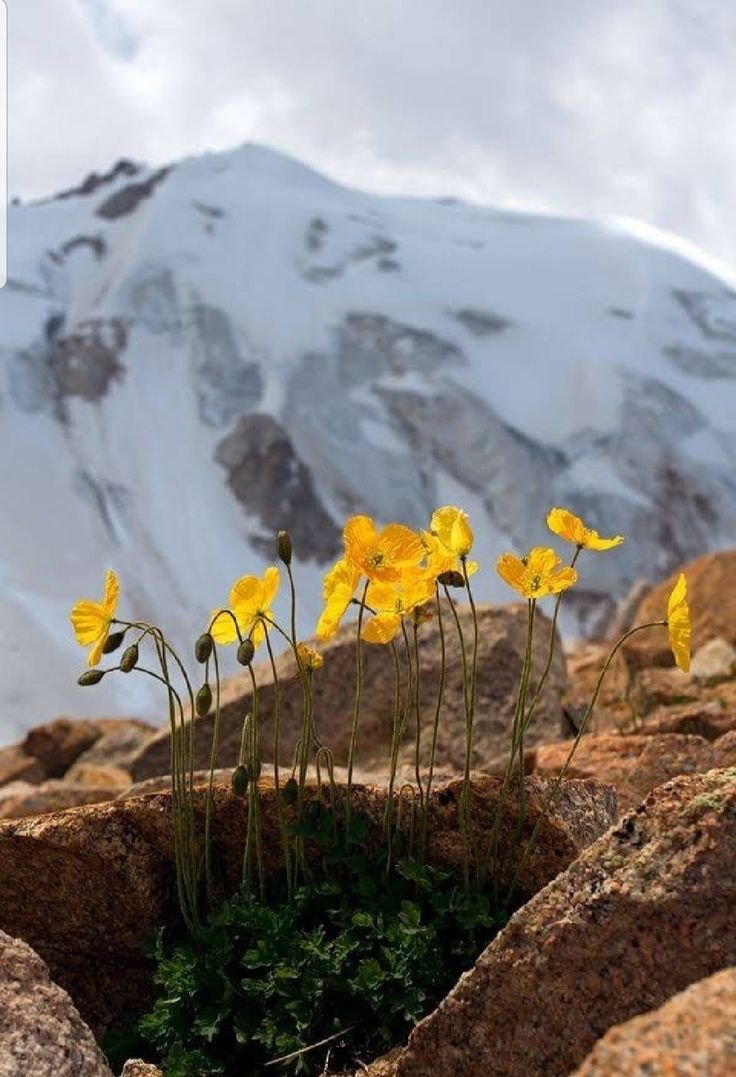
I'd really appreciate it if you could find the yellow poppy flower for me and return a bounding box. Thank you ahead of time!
[70,569,120,668]
[496,546,578,599]
[296,643,324,671]
[343,515,425,583]
[210,566,280,648]
[315,558,362,640]
[666,572,691,673]
[430,505,474,558]
[361,575,435,644]
[421,530,479,581]
[547,507,623,551]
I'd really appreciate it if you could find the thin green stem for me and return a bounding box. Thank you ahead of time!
[421,585,446,856]
[345,580,369,837]
[505,619,665,908]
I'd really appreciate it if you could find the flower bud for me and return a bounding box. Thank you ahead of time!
[119,644,139,673]
[437,570,466,588]
[231,764,249,797]
[195,633,213,663]
[102,631,125,655]
[237,639,255,667]
[282,777,298,805]
[195,683,212,717]
[78,669,105,686]
[277,530,292,566]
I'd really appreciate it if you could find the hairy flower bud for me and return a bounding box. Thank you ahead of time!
[237,639,255,667]
[282,777,298,805]
[231,764,249,797]
[277,530,293,566]
[194,632,213,664]
[195,683,213,717]
[102,631,125,656]
[119,644,139,673]
[78,669,105,686]
[437,570,466,588]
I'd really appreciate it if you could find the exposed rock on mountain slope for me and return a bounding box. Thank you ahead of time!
[2,143,736,732]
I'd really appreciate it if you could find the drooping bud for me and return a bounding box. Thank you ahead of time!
[120,644,139,673]
[78,669,105,686]
[277,530,293,566]
[102,631,125,655]
[231,764,249,797]
[437,570,466,588]
[194,632,214,663]
[195,683,213,717]
[282,777,298,805]
[237,639,255,667]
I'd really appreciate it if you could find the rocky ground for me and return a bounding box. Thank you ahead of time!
[0,549,734,1074]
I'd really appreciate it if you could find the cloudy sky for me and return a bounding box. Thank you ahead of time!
[11,0,736,268]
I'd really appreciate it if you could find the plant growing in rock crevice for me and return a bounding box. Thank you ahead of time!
[71,504,691,1074]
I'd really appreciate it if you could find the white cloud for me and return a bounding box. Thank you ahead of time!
[10,0,736,266]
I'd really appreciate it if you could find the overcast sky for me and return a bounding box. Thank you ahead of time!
[11,0,736,268]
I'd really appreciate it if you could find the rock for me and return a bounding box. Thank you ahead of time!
[118,1063,164,1077]
[394,767,736,1077]
[0,774,614,1034]
[606,578,654,640]
[630,667,698,714]
[690,637,736,683]
[0,744,44,788]
[22,718,153,780]
[624,550,736,669]
[533,733,717,814]
[572,967,736,1076]
[0,929,112,1076]
[70,724,157,773]
[0,779,125,819]
[130,603,567,782]
[65,763,133,789]
[645,699,736,740]
[715,731,736,769]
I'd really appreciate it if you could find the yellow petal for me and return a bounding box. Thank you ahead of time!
[496,553,527,596]
[365,580,399,612]
[667,573,691,672]
[585,531,624,551]
[451,513,474,557]
[261,566,281,606]
[344,515,378,561]
[229,575,262,615]
[209,608,240,644]
[102,569,120,617]
[379,524,425,567]
[70,600,107,646]
[547,507,584,545]
[362,612,402,644]
[527,546,560,576]
[87,634,107,669]
[540,567,578,596]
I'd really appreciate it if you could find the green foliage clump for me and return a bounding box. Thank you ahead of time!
[109,807,501,1076]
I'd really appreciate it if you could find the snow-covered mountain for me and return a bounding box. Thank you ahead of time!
[1,143,735,737]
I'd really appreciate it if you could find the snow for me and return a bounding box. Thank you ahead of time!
[1,141,735,739]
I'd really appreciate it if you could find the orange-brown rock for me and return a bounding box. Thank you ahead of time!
[0,929,112,1076]
[71,723,157,773]
[22,717,154,780]
[0,775,614,1034]
[533,732,717,814]
[645,698,736,740]
[0,744,44,788]
[715,731,736,769]
[623,550,736,669]
[129,603,567,783]
[0,779,125,820]
[64,763,132,789]
[573,967,736,1076]
[394,767,736,1077]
